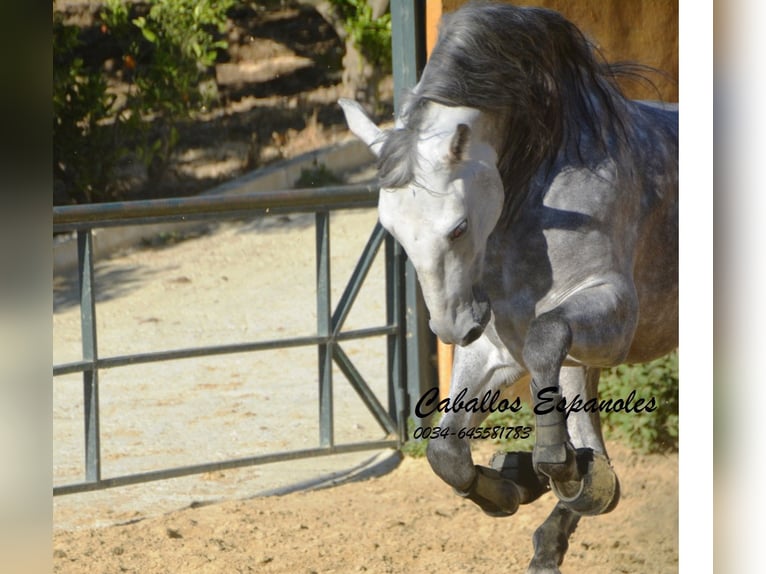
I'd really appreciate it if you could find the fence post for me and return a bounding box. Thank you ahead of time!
[315,211,334,447]
[385,234,407,443]
[78,229,101,482]
[390,0,436,434]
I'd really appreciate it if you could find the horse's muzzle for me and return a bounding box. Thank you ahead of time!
[430,286,491,346]
[462,288,491,345]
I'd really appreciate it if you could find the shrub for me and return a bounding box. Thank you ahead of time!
[53,14,121,204]
[53,0,235,204]
[599,351,679,453]
[101,0,233,180]
[294,164,343,188]
[331,0,392,72]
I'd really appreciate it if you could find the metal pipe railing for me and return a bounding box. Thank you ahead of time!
[53,184,408,496]
[53,184,379,231]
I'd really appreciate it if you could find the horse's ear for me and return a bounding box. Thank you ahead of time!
[449,123,471,164]
[338,99,384,157]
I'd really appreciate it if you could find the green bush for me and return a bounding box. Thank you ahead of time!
[402,351,679,457]
[483,403,537,452]
[331,0,392,72]
[294,163,343,188]
[53,0,234,203]
[600,351,679,453]
[101,0,233,180]
[53,14,121,204]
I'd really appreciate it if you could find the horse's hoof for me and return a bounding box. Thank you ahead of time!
[455,465,521,517]
[534,442,580,483]
[489,451,550,504]
[550,448,620,516]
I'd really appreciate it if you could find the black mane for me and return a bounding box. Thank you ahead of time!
[377,1,645,221]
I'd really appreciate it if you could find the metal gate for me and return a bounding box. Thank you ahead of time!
[53,185,415,495]
[52,0,432,496]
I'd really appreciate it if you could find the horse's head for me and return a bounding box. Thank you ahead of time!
[339,99,504,346]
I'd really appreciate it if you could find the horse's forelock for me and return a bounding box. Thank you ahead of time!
[375,95,430,189]
[376,127,419,189]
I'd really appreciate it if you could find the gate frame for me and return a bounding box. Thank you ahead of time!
[53,185,410,495]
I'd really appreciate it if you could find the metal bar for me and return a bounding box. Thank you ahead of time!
[54,326,398,377]
[331,221,387,337]
[78,230,101,483]
[53,439,398,496]
[391,0,435,429]
[335,325,397,341]
[386,233,408,443]
[53,184,379,231]
[332,344,398,436]
[316,211,334,447]
[391,0,426,111]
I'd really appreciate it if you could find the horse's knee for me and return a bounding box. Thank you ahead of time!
[426,435,475,491]
[522,312,572,377]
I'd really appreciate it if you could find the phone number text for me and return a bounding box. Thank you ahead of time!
[412,425,532,440]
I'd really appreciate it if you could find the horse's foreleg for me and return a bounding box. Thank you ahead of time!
[552,366,620,516]
[425,319,529,516]
[427,363,525,516]
[524,282,634,509]
[522,311,578,483]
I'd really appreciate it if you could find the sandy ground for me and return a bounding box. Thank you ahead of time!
[52,202,678,573]
[52,441,679,574]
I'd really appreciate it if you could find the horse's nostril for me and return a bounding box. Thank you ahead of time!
[463,326,484,345]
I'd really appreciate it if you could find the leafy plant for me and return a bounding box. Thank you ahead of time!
[100,0,233,179]
[483,403,537,451]
[54,0,235,203]
[400,418,430,458]
[294,163,344,188]
[486,354,678,454]
[331,0,392,72]
[599,351,679,453]
[53,14,121,204]
[401,351,679,457]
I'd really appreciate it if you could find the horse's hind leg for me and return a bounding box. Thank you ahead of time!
[552,366,620,515]
[526,502,580,574]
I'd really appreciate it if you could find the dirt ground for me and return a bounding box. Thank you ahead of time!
[52,441,677,574]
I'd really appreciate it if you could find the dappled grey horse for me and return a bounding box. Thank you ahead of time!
[340,3,677,572]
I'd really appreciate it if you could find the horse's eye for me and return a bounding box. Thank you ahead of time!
[449,219,468,241]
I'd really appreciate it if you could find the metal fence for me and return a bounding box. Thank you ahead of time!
[53,184,417,496]
[53,0,433,497]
